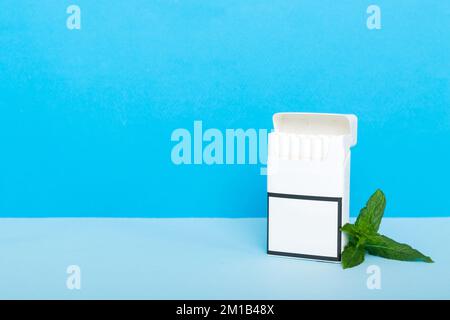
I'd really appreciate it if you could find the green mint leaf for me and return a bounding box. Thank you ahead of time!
[355,189,386,233]
[365,233,434,263]
[340,189,433,269]
[341,223,360,238]
[341,223,367,246]
[341,223,361,245]
[341,243,365,269]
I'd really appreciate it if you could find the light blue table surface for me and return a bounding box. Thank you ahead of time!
[0,218,448,299]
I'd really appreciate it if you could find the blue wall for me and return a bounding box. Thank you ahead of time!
[1,1,449,217]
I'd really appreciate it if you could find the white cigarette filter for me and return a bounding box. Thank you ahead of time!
[299,135,311,160]
[267,112,357,262]
[290,134,300,160]
[279,133,290,160]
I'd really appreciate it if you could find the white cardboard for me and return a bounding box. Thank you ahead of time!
[267,112,357,262]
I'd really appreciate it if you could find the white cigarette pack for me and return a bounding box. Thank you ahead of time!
[267,113,358,262]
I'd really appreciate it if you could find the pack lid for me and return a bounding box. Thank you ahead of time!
[273,112,358,147]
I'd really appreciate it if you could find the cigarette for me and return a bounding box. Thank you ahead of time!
[290,134,300,160]
[321,135,330,160]
[299,135,311,160]
[280,133,290,160]
[311,136,323,161]
[268,133,279,158]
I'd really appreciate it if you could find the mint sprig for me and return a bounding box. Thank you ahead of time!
[341,189,433,269]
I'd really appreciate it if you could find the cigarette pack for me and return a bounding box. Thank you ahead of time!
[267,113,358,262]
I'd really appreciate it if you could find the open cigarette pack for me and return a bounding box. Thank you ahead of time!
[267,113,358,262]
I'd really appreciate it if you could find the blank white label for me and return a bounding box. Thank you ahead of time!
[268,196,339,259]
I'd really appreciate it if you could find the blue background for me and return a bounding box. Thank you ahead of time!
[1,1,449,217]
